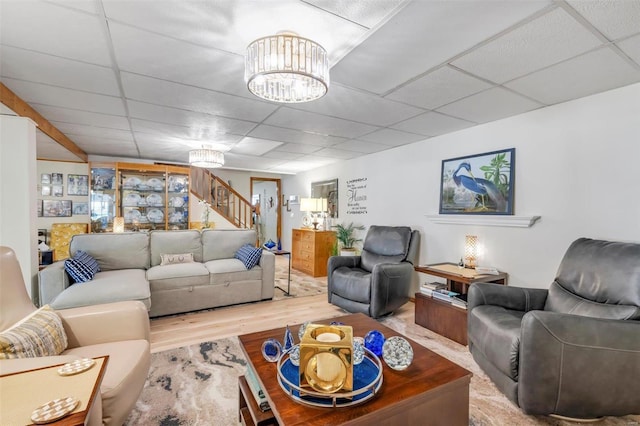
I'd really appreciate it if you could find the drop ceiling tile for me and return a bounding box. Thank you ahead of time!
[262,151,304,161]
[133,131,234,153]
[230,137,283,156]
[109,23,249,98]
[357,128,426,146]
[30,104,131,130]
[332,0,552,93]
[264,108,379,139]
[505,47,640,105]
[121,72,276,123]
[313,148,360,160]
[272,143,323,155]
[223,153,286,171]
[385,66,493,109]
[304,0,407,29]
[2,78,125,115]
[51,122,134,142]
[46,0,100,14]
[249,125,347,147]
[289,84,423,126]
[70,136,138,157]
[617,34,640,65]
[452,8,603,84]
[127,101,255,136]
[437,87,542,123]
[0,46,120,96]
[567,0,640,40]
[391,111,475,136]
[0,0,111,66]
[331,140,389,154]
[102,0,366,62]
[130,119,244,146]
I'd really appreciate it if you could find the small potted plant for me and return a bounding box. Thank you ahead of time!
[333,223,365,256]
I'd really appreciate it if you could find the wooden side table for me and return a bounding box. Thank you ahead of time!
[414,263,508,345]
[0,356,108,425]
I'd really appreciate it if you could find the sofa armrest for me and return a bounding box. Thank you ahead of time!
[327,256,362,301]
[518,311,640,417]
[259,250,275,299]
[468,282,547,313]
[38,261,71,306]
[56,301,150,348]
[370,262,414,318]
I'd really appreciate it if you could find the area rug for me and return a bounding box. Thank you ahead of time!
[125,322,640,425]
[272,255,327,301]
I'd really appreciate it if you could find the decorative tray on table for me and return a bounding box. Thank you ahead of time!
[276,347,383,408]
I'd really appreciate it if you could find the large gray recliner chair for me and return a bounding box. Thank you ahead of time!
[327,225,419,318]
[467,238,640,419]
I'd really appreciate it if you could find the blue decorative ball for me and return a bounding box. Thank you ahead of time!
[261,338,283,362]
[364,330,385,357]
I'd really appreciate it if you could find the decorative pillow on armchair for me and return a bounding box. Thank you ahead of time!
[235,244,262,269]
[0,305,68,359]
[64,250,100,283]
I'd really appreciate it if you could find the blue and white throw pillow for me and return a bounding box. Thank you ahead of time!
[64,250,101,283]
[234,244,262,270]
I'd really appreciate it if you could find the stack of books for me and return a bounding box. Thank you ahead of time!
[420,281,445,296]
[451,294,468,310]
[245,363,270,412]
[431,288,460,303]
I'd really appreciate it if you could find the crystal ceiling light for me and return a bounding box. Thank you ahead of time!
[189,148,225,168]
[245,32,329,103]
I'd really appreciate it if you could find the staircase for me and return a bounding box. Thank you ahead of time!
[190,167,252,229]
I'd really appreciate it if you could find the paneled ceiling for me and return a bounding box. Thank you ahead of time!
[1,0,639,173]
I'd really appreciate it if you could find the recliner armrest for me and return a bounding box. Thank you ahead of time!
[327,255,362,299]
[518,311,640,417]
[468,282,547,312]
[56,301,150,348]
[370,262,414,318]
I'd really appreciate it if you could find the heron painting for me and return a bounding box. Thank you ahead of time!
[439,148,515,215]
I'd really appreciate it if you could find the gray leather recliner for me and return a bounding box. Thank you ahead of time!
[468,238,640,419]
[327,225,419,318]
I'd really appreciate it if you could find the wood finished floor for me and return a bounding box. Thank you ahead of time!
[149,294,416,353]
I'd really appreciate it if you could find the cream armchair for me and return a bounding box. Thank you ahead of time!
[0,246,150,425]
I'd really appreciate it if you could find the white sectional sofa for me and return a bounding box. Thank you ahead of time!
[38,229,275,317]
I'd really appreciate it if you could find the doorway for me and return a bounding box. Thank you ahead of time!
[250,177,281,247]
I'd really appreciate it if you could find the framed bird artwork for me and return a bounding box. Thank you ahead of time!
[439,148,515,215]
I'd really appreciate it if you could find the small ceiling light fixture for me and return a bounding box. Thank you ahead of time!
[245,31,329,103]
[189,148,224,168]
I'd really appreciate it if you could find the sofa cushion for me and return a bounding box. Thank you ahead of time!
[0,305,67,359]
[235,244,262,269]
[64,250,101,283]
[147,263,210,291]
[70,233,150,271]
[331,267,371,304]
[204,259,262,284]
[468,305,525,381]
[160,253,194,266]
[51,270,151,310]
[202,229,257,261]
[150,230,203,266]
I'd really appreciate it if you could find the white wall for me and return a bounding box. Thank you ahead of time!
[1,116,38,296]
[282,83,640,291]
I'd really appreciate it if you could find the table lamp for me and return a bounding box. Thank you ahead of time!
[464,235,478,268]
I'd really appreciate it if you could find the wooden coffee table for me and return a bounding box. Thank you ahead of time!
[238,313,472,425]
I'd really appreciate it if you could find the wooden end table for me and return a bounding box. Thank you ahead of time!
[238,313,472,425]
[414,263,508,345]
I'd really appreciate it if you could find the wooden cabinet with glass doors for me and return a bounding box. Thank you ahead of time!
[90,162,190,232]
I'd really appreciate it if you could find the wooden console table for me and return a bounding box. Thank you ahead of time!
[414,263,508,346]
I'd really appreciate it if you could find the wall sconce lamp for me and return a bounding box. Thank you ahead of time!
[282,195,299,212]
[464,235,478,269]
